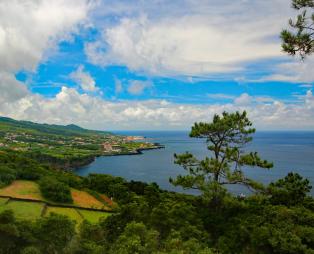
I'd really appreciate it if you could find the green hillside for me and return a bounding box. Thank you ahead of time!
[0,116,110,137]
[0,116,157,169]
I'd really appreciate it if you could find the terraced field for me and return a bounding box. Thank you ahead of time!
[71,189,108,210]
[78,209,111,223]
[0,180,43,200]
[0,180,113,224]
[0,180,113,210]
[0,200,44,220]
[45,206,83,224]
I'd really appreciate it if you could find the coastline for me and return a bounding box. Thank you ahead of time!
[103,143,165,157]
[71,142,165,170]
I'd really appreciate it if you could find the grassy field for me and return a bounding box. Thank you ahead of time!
[78,209,111,223]
[0,180,43,200]
[0,180,113,210]
[0,197,9,205]
[0,200,44,220]
[0,199,111,224]
[0,180,113,224]
[71,189,107,210]
[45,206,83,224]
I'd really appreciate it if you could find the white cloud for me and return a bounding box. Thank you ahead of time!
[234,93,252,106]
[0,72,29,103]
[70,65,98,92]
[0,0,90,73]
[0,0,91,114]
[127,80,152,95]
[262,57,314,83]
[85,0,292,77]
[1,87,314,130]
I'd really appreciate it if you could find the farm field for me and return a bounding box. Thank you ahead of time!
[78,209,111,223]
[0,180,43,200]
[45,206,83,224]
[0,198,111,224]
[99,193,115,207]
[0,180,114,224]
[0,200,44,220]
[71,189,107,210]
[0,180,113,211]
[0,197,9,205]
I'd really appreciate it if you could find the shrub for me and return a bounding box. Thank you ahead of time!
[0,166,16,187]
[39,177,72,203]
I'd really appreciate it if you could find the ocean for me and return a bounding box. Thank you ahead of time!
[76,131,314,195]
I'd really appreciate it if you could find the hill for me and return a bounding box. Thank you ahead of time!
[0,116,158,169]
[0,116,110,137]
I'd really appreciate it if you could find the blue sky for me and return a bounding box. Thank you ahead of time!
[1,0,314,130]
[16,32,310,104]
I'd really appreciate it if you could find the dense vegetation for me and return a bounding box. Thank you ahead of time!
[39,177,73,203]
[0,112,314,253]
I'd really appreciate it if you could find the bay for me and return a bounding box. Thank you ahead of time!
[76,131,314,195]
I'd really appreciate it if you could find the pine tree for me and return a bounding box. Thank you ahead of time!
[170,111,273,203]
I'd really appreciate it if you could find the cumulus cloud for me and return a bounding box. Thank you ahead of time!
[0,0,91,122]
[1,0,313,131]
[234,93,252,106]
[85,0,293,77]
[1,87,314,130]
[0,0,90,73]
[127,80,152,95]
[0,72,29,104]
[70,65,98,92]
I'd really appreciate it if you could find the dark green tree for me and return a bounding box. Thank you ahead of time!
[39,176,73,203]
[268,172,312,206]
[281,0,314,58]
[109,222,159,254]
[170,111,273,202]
[35,213,75,254]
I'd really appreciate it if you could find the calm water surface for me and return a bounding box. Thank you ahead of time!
[76,131,314,195]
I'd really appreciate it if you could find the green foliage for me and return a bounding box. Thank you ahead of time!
[0,166,16,187]
[217,204,314,254]
[109,222,159,254]
[39,176,73,203]
[281,0,314,58]
[171,111,273,202]
[161,231,214,254]
[84,174,130,201]
[34,213,76,254]
[20,246,41,254]
[268,172,312,206]
[0,150,47,184]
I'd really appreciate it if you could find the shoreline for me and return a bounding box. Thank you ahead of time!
[72,142,165,170]
[103,143,165,157]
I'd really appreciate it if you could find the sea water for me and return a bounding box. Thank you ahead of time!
[76,131,314,195]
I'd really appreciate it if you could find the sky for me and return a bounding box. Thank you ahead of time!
[0,0,314,131]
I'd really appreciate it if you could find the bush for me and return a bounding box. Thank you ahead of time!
[39,177,72,203]
[0,166,16,187]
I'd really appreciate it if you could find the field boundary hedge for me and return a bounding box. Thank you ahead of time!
[0,195,116,213]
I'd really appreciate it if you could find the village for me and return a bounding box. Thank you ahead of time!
[0,130,159,156]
